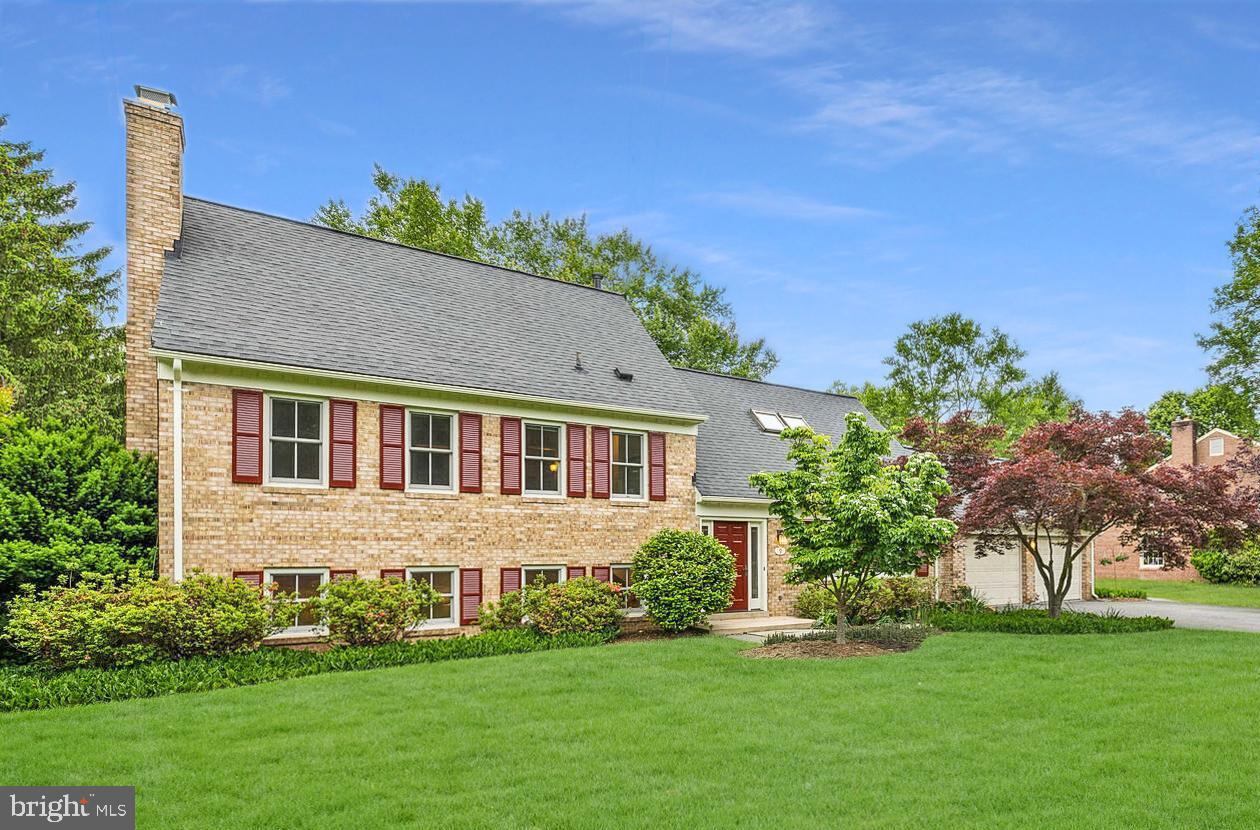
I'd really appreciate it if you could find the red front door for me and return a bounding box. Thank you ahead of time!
[713,521,748,611]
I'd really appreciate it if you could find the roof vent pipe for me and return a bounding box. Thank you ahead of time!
[592,273,605,290]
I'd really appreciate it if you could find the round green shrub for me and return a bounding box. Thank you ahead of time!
[632,529,736,632]
[478,589,528,631]
[306,575,442,646]
[528,577,622,636]
[793,583,835,620]
[3,571,289,669]
[1192,543,1260,585]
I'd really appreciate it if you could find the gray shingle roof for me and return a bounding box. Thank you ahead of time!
[153,198,701,418]
[678,368,909,500]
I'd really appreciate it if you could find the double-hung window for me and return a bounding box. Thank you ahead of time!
[407,567,457,626]
[522,565,564,587]
[611,430,644,499]
[269,397,324,484]
[409,411,453,490]
[267,568,328,627]
[1141,552,1164,569]
[524,423,562,495]
[610,564,639,609]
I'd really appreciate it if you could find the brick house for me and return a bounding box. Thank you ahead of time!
[124,87,1078,634]
[1093,418,1255,581]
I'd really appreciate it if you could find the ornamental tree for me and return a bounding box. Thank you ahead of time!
[962,410,1260,617]
[751,413,956,643]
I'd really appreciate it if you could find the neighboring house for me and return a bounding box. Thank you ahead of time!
[1093,418,1254,581]
[123,87,1078,636]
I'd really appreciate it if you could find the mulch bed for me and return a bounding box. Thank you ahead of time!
[742,639,920,660]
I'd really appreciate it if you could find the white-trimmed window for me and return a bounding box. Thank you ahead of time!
[610,564,639,609]
[780,414,809,430]
[267,568,328,627]
[1140,552,1164,569]
[1210,437,1225,457]
[267,397,325,484]
[611,430,645,499]
[407,567,457,626]
[752,410,786,432]
[522,565,565,587]
[408,411,454,490]
[524,423,562,495]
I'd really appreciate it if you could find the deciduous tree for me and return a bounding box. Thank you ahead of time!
[962,410,1260,617]
[750,413,956,642]
[1199,207,1260,404]
[1147,384,1258,439]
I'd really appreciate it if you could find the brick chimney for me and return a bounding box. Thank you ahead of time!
[124,86,183,456]
[1170,418,1198,468]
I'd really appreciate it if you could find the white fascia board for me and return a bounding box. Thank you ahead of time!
[154,350,704,435]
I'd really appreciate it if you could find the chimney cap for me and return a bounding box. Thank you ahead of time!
[133,85,178,109]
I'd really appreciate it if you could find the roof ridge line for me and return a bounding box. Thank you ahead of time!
[182,195,625,298]
[674,366,861,401]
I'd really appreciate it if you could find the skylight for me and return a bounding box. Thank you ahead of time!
[780,414,809,429]
[752,410,787,432]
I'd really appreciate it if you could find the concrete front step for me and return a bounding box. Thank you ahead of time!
[707,615,815,634]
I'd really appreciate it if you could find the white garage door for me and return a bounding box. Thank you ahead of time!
[963,539,1022,607]
[1032,539,1083,602]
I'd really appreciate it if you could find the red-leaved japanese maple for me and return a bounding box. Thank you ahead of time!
[961,410,1260,616]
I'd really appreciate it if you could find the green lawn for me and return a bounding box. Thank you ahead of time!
[6,632,1260,829]
[1097,577,1260,609]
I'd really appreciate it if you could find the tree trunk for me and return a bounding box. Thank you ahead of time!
[835,595,847,644]
[1047,592,1063,619]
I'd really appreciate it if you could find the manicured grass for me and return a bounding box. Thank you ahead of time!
[1097,577,1260,609]
[6,632,1260,828]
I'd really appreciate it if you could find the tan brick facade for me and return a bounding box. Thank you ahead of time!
[158,380,699,604]
[124,100,183,456]
[1091,424,1256,582]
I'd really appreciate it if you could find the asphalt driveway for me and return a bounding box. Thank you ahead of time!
[1070,598,1260,633]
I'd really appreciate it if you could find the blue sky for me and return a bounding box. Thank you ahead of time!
[4,1,1259,412]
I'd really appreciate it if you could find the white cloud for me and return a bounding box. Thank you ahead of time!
[528,0,836,59]
[694,186,883,222]
[209,64,291,106]
[781,64,1260,170]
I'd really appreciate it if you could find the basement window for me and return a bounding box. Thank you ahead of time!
[752,410,787,432]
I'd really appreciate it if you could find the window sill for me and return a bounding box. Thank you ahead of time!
[404,490,459,500]
[262,484,329,495]
[609,498,649,508]
[521,494,566,503]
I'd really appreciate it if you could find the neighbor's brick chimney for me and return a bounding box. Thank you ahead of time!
[124,86,183,456]
[1170,418,1198,468]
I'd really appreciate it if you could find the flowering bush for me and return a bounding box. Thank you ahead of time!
[633,529,735,632]
[3,571,288,669]
[306,575,442,646]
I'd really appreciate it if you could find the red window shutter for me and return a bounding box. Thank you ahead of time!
[591,426,611,499]
[915,561,930,577]
[592,566,611,582]
[460,568,482,625]
[567,565,586,580]
[329,400,357,488]
[232,570,264,586]
[330,569,357,582]
[231,389,264,484]
[379,568,406,581]
[459,413,482,493]
[567,424,587,497]
[500,417,522,495]
[648,431,667,501]
[500,567,521,596]
[379,405,405,490]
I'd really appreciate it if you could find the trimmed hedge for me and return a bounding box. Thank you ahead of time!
[924,608,1172,634]
[0,629,609,712]
[1094,585,1148,599]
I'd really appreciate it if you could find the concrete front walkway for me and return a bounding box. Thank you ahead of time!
[707,615,814,636]
[1069,598,1260,633]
